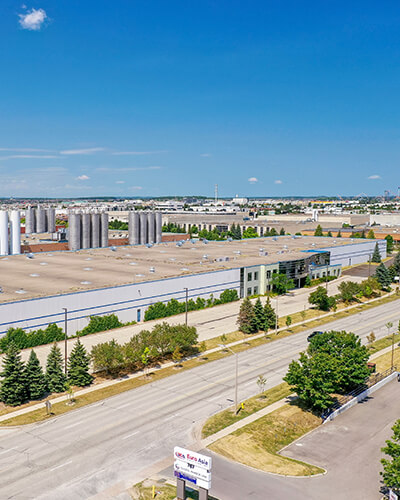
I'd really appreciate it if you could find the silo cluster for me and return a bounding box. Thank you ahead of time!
[25,207,56,234]
[0,210,21,255]
[68,211,109,251]
[128,211,162,245]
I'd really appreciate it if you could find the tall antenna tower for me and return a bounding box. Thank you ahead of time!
[215,184,218,204]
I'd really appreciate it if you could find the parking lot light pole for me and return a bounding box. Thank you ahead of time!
[219,344,238,414]
[62,308,68,375]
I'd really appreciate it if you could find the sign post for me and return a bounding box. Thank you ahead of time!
[174,447,212,500]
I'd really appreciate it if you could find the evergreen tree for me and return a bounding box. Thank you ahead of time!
[235,224,242,239]
[253,298,265,331]
[367,229,375,239]
[375,263,392,289]
[327,231,333,237]
[371,242,382,263]
[314,224,323,236]
[68,339,93,387]
[385,234,394,254]
[337,230,342,237]
[263,297,277,331]
[393,251,400,275]
[46,343,67,393]
[0,342,28,406]
[279,227,285,235]
[25,350,47,400]
[237,297,256,334]
[360,229,366,238]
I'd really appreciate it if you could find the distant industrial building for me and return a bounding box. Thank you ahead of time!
[0,236,386,336]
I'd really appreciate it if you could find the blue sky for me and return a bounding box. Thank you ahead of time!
[1,1,400,198]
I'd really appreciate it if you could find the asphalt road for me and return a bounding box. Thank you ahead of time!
[0,298,399,499]
[199,379,400,500]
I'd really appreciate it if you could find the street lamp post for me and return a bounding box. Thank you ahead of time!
[184,287,189,326]
[275,296,279,334]
[62,308,68,375]
[219,344,238,414]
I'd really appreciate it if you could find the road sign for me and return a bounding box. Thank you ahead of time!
[174,470,211,490]
[389,489,398,500]
[174,446,212,470]
[174,461,211,481]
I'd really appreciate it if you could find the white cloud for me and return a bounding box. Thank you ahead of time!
[248,177,258,184]
[368,174,381,180]
[0,147,55,152]
[18,8,47,31]
[0,155,60,160]
[274,179,283,184]
[115,180,125,184]
[76,174,90,181]
[60,147,105,155]
[130,186,143,190]
[112,150,168,156]
[200,153,212,157]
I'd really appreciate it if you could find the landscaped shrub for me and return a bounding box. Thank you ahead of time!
[0,324,64,353]
[76,314,123,337]
[144,289,239,321]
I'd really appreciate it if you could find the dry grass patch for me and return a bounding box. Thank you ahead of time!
[202,382,291,438]
[209,403,323,477]
[373,347,400,372]
[131,481,219,500]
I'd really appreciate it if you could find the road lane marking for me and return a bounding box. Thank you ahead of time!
[0,448,14,456]
[122,431,139,440]
[50,460,72,472]
[65,421,83,430]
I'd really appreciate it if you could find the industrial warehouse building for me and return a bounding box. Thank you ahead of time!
[0,236,387,336]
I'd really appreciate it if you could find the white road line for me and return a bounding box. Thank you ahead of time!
[164,414,179,422]
[0,448,14,456]
[122,431,139,440]
[64,421,82,430]
[115,402,133,410]
[50,460,72,472]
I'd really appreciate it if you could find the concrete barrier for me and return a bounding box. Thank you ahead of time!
[323,371,398,423]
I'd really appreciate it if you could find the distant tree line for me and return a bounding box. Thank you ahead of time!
[109,219,129,230]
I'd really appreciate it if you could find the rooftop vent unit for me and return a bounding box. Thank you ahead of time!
[176,241,183,247]
[26,253,34,259]
[110,246,117,252]
[149,267,155,273]
[233,250,241,255]
[190,239,197,244]
[145,243,153,248]
[227,237,233,242]
[273,236,278,241]
[202,254,209,259]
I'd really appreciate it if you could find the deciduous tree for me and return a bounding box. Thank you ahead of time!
[381,419,400,493]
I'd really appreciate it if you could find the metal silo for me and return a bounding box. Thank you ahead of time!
[91,213,100,248]
[155,212,162,244]
[147,212,155,244]
[100,212,109,247]
[68,212,81,251]
[36,207,46,233]
[139,211,148,245]
[9,210,21,255]
[129,211,140,245]
[0,211,9,256]
[46,208,56,233]
[25,207,35,234]
[81,212,91,249]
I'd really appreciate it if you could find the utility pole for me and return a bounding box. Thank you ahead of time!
[63,308,68,375]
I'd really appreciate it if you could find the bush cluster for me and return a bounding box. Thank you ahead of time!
[91,322,198,375]
[144,289,239,321]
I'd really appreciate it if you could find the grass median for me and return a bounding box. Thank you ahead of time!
[131,482,219,500]
[209,402,324,476]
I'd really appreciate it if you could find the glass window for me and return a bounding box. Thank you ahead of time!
[254,272,258,281]
[253,286,258,295]
[247,287,252,296]
[247,272,252,281]
[273,269,277,274]
[266,270,271,279]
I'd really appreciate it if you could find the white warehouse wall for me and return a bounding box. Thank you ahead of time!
[321,240,387,267]
[0,268,241,337]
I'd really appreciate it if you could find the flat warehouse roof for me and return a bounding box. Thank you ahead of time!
[0,236,361,303]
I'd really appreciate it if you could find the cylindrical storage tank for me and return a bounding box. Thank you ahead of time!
[129,211,140,245]
[91,213,100,248]
[155,212,162,244]
[81,213,91,249]
[139,212,148,245]
[9,210,21,255]
[0,211,9,256]
[46,208,56,233]
[36,207,46,233]
[147,212,155,244]
[25,207,35,234]
[100,212,109,247]
[68,212,81,251]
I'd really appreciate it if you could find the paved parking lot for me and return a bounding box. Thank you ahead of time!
[208,378,400,500]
